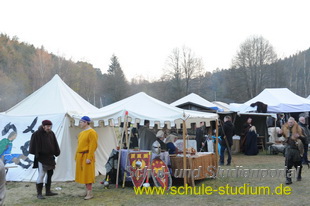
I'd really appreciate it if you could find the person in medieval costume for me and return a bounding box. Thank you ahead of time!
[195,122,207,152]
[0,132,33,169]
[29,120,60,199]
[155,130,167,151]
[244,125,259,155]
[166,134,178,154]
[129,128,139,149]
[75,116,98,200]
[298,116,310,164]
[279,117,304,185]
[138,120,157,150]
[219,116,235,166]
[241,117,253,153]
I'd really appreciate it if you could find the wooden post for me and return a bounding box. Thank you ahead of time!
[182,119,187,187]
[215,120,219,168]
[274,117,277,139]
[122,122,132,188]
[116,111,128,188]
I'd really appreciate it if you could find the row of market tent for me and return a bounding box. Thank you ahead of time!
[2,74,310,182]
[0,75,217,182]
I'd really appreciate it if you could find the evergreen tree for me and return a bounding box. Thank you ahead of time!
[103,55,129,104]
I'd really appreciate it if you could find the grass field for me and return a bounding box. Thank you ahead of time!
[4,152,310,206]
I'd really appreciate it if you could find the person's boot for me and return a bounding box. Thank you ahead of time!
[36,183,46,199]
[285,170,292,185]
[285,177,292,185]
[84,190,93,200]
[45,183,58,196]
[297,166,302,181]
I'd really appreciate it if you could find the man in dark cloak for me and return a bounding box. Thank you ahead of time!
[219,116,235,166]
[196,122,207,152]
[29,120,60,199]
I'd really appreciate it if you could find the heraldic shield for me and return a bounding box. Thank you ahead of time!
[151,157,172,190]
[128,151,151,188]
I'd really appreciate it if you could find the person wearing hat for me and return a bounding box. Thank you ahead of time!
[156,130,167,151]
[75,116,98,200]
[29,120,61,199]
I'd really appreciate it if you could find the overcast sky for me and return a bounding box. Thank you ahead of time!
[1,0,310,80]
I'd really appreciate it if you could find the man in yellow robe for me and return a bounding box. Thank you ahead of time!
[75,116,98,200]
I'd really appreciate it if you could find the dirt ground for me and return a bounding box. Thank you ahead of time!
[4,152,310,206]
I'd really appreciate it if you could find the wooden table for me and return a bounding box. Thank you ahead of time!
[170,152,217,186]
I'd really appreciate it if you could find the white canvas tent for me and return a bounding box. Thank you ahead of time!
[212,101,230,112]
[0,74,117,181]
[229,103,256,113]
[71,92,218,128]
[170,93,219,112]
[230,88,310,113]
[69,92,218,188]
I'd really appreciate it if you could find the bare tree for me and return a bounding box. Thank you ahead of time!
[163,48,184,99]
[32,46,52,88]
[181,46,204,94]
[163,46,205,99]
[232,36,277,98]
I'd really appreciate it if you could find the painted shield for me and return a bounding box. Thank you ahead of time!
[151,158,172,190]
[128,151,151,188]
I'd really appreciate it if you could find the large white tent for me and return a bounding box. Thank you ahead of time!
[170,93,219,112]
[0,74,117,181]
[230,88,310,113]
[71,92,218,128]
[212,101,230,112]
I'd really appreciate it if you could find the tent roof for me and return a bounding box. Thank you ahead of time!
[236,88,310,113]
[5,74,99,116]
[170,93,219,110]
[72,92,217,128]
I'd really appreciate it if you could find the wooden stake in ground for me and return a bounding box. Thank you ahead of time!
[215,120,219,168]
[182,118,187,187]
[115,111,129,188]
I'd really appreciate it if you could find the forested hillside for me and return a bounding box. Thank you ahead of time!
[1,34,310,112]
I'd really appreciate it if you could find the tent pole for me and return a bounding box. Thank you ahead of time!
[273,117,277,143]
[116,111,128,188]
[215,120,219,169]
[122,123,131,188]
[182,120,187,187]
